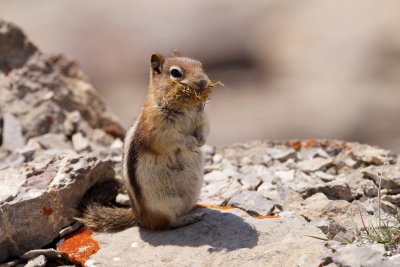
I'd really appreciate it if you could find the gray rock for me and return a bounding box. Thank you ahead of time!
[332,231,355,244]
[265,147,297,161]
[315,171,336,182]
[228,190,274,216]
[332,244,395,267]
[0,20,125,144]
[59,222,83,238]
[275,169,295,182]
[297,157,333,172]
[389,254,400,265]
[2,112,25,151]
[21,249,62,261]
[351,144,390,165]
[0,154,115,262]
[382,193,400,205]
[116,193,131,207]
[64,208,331,267]
[239,173,261,190]
[71,132,90,152]
[201,144,215,157]
[380,200,399,214]
[27,133,73,151]
[302,179,357,201]
[362,165,400,191]
[310,220,331,234]
[25,255,46,267]
[204,170,229,184]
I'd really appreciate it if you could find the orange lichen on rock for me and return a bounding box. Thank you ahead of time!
[289,140,302,150]
[303,139,320,148]
[42,207,53,216]
[195,204,233,210]
[241,215,280,219]
[57,229,99,265]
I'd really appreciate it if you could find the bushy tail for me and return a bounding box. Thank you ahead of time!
[77,204,137,232]
[76,179,136,232]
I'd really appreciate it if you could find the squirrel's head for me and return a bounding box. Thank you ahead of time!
[149,50,212,109]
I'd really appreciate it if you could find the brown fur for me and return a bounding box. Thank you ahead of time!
[79,50,210,231]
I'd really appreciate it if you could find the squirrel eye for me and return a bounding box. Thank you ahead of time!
[170,68,183,78]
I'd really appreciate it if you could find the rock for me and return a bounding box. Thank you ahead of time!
[310,220,331,234]
[212,153,223,164]
[302,178,357,201]
[61,208,331,266]
[71,132,90,152]
[275,169,295,182]
[2,112,25,151]
[21,249,62,261]
[110,138,123,151]
[332,231,355,244]
[204,170,229,184]
[265,147,297,161]
[382,194,400,205]
[362,165,400,192]
[59,222,84,238]
[380,200,399,214]
[351,144,390,165]
[0,20,124,148]
[115,193,131,207]
[315,171,336,182]
[332,244,395,267]
[25,255,46,267]
[0,154,115,262]
[299,193,357,229]
[228,190,274,216]
[239,174,261,191]
[16,146,36,161]
[297,157,333,172]
[27,133,73,151]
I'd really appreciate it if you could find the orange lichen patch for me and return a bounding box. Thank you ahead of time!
[195,204,233,210]
[241,215,281,219]
[303,139,320,148]
[323,140,334,147]
[254,215,281,219]
[289,140,302,150]
[57,229,99,265]
[42,207,53,216]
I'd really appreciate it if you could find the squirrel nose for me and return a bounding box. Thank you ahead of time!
[197,79,208,90]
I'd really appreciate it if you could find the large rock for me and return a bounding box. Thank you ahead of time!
[0,154,115,262]
[0,19,124,150]
[332,244,397,267]
[59,207,331,267]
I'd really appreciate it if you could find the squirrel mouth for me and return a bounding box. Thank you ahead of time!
[163,80,214,108]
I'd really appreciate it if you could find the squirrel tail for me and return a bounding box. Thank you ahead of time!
[76,179,137,232]
[77,204,137,232]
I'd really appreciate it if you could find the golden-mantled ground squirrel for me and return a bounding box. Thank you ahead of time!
[79,50,213,231]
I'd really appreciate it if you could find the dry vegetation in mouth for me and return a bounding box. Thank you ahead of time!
[163,80,224,108]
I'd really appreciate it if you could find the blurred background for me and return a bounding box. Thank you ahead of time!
[1,0,400,151]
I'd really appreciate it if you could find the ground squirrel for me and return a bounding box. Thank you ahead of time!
[79,50,213,231]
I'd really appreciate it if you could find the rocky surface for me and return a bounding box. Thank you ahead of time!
[1,19,400,267]
[0,154,115,262]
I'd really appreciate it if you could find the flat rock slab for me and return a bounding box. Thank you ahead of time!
[0,154,115,262]
[67,208,331,267]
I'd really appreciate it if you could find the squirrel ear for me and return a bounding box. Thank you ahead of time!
[172,49,182,57]
[151,53,165,74]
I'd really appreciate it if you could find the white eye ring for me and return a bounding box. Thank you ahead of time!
[169,66,183,80]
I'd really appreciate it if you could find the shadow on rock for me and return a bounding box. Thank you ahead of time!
[138,208,259,252]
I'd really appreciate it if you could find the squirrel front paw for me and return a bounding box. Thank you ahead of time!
[184,135,199,152]
[195,134,205,147]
